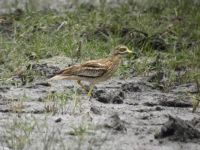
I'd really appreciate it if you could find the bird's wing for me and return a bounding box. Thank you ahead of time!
[55,58,112,78]
[77,59,111,77]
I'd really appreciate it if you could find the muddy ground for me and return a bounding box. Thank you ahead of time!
[0,57,199,150]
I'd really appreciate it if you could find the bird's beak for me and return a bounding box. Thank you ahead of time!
[126,48,133,54]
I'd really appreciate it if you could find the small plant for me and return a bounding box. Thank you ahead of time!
[44,91,73,114]
[67,123,92,149]
[69,125,89,137]
[191,94,200,113]
[10,94,27,113]
[190,79,200,113]
[3,118,35,150]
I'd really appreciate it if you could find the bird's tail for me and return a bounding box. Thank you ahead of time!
[48,75,67,81]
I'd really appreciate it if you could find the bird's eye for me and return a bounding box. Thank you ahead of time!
[120,48,127,52]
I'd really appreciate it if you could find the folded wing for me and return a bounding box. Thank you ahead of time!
[57,59,112,78]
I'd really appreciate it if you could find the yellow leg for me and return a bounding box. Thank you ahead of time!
[77,80,88,92]
[87,83,95,97]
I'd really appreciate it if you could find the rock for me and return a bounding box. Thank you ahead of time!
[90,106,101,115]
[155,106,163,111]
[155,115,200,142]
[143,102,157,107]
[55,118,62,123]
[93,89,124,104]
[104,113,127,133]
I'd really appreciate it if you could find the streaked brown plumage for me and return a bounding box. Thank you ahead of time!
[50,45,132,96]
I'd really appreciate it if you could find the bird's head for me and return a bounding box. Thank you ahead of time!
[112,45,133,56]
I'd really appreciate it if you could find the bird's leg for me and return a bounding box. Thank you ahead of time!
[77,80,88,93]
[87,82,96,97]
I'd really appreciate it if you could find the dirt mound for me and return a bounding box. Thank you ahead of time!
[155,115,200,142]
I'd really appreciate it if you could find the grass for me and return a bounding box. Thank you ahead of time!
[1,1,200,149]
[2,115,68,150]
[43,90,73,114]
[3,117,35,150]
[0,0,199,89]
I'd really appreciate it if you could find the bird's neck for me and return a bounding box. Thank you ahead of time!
[111,54,122,63]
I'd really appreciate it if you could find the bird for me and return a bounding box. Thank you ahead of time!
[50,45,133,96]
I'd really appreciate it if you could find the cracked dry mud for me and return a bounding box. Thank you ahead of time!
[0,60,200,150]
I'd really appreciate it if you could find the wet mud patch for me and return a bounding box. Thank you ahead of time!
[155,115,200,143]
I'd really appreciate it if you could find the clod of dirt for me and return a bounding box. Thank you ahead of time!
[143,102,157,107]
[121,82,153,92]
[92,89,124,104]
[171,83,197,94]
[147,71,165,83]
[0,87,10,93]
[104,113,127,133]
[26,82,51,89]
[158,95,192,107]
[155,106,164,111]
[35,82,51,87]
[155,115,200,142]
[122,83,142,92]
[120,27,148,48]
[90,106,101,115]
[191,118,200,128]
